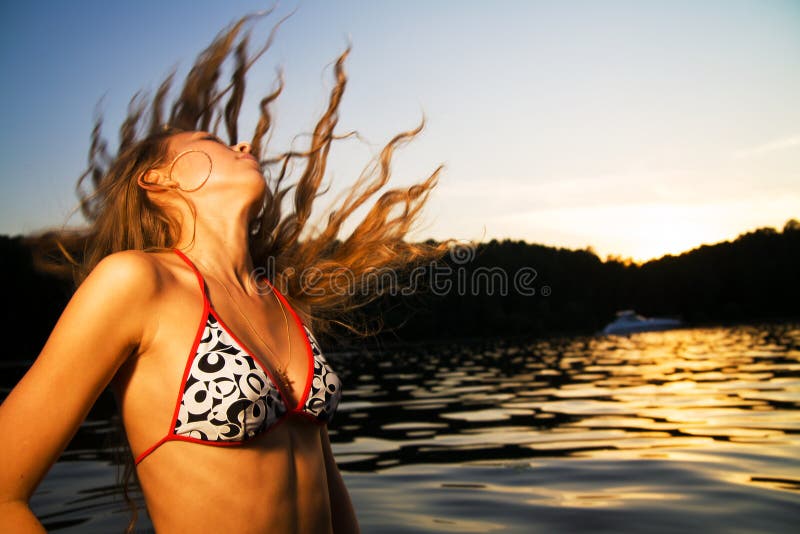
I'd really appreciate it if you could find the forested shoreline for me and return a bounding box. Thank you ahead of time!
[377,218,800,344]
[2,218,798,360]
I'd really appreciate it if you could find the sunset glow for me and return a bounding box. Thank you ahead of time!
[1,1,798,263]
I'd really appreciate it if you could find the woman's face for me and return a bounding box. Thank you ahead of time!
[164,130,264,194]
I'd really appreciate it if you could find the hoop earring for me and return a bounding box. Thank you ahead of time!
[169,149,213,192]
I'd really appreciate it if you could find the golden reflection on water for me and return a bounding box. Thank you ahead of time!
[333,322,800,471]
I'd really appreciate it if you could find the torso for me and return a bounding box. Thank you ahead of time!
[110,249,339,533]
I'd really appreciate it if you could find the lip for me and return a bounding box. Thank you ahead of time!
[239,153,259,164]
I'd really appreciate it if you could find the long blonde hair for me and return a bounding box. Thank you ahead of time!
[26,10,446,335]
[24,11,447,533]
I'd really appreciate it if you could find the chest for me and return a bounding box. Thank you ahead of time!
[175,310,342,442]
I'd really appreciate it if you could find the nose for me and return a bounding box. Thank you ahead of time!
[233,141,251,154]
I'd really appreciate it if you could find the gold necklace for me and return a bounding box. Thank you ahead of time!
[192,256,294,393]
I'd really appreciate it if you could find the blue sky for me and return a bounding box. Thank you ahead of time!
[1,0,798,262]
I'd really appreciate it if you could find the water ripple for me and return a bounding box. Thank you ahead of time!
[17,321,800,532]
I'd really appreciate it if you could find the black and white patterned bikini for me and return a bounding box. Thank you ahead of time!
[134,248,342,466]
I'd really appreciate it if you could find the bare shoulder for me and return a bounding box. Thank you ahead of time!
[91,249,160,282]
[87,249,181,296]
[61,250,173,350]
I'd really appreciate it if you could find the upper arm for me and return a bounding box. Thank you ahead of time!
[0,250,160,503]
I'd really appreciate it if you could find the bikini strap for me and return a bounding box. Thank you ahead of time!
[172,248,207,298]
[172,248,291,318]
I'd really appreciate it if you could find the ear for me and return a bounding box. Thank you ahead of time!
[137,169,175,192]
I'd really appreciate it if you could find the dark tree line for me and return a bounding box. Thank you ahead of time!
[0,237,76,363]
[1,218,798,361]
[365,218,800,345]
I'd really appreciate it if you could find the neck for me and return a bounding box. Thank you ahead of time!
[175,208,259,296]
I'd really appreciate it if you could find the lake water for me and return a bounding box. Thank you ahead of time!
[6,321,800,533]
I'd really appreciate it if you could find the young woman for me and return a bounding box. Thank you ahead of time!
[0,11,444,534]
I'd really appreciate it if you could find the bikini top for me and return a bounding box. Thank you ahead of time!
[134,248,342,465]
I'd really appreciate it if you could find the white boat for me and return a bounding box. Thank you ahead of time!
[601,310,682,335]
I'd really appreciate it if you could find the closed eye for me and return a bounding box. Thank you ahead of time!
[199,134,227,145]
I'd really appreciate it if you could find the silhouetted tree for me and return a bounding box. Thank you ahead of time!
[2,217,798,357]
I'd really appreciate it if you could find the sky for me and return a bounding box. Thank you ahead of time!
[0,0,798,263]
